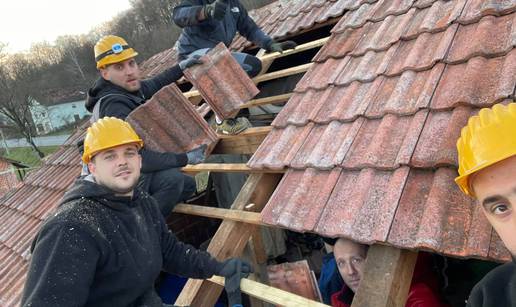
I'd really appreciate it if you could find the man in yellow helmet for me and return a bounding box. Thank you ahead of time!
[85,35,205,218]
[21,117,252,307]
[455,103,516,307]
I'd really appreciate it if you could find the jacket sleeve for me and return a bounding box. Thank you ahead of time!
[21,223,100,307]
[140,64,184,99]
[236,2,272,49]
[172,0,205,27]
[140,148,188,173]
[159,219,221,279]
[101,97,134,120]
[405,283,443,307]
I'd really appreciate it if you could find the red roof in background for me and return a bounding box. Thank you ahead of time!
[0,126,84,306]
[251,0,516,261]
[139,0,349,77]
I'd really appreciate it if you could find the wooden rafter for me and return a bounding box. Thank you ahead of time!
[173,204,265,226]
[213,126,273,155]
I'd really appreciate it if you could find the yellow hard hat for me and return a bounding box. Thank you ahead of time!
[94,35,138,69]
[83,117,143,163]
[455,103,516,197]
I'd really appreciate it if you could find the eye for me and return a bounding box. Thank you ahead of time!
[490,203,511,215]
[104,154,115,161]
[125,151,137,157]
[114,64,123,70]
[351,258,363,265]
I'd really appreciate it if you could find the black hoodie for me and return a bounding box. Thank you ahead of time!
[466,259,516,307]
[21,177,222,307]
[85,65,188,173]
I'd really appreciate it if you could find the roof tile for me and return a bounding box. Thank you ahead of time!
[365,64,445,117]
[447,13,516,63]
[411,107,479,168]
[313,167,410,243]
[290,120,364,169]
[262,168,342,231]
[247,124,313,170]
[127,84,219,155]
[342,111,428,169]
[431,50,516,109]
[386,24,458,75]
[386,168,507,260]
[459,0,516,24]
[334,47,398,85]
[404,0,466,39]
[184,43,259,119]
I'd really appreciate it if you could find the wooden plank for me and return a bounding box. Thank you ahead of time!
[182,163,285,174]
[208,276,329,307]
[213,126,272,155]
[351,245,418,307]
[176,173,282,306]
[253,63,312,84]
[173,204,264,225]
[258,37,330,62]
[240,93,293,109]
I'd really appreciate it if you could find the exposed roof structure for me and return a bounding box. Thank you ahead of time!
[250,0,516,261]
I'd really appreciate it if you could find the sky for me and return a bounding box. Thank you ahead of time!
[0,0,132,53]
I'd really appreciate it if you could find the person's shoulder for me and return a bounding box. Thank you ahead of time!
[46,198,106,232]
[468,261,516,306]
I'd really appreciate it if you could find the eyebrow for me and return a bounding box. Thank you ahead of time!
[482,195,504,210]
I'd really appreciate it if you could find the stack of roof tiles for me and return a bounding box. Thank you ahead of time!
[250,0,516,262]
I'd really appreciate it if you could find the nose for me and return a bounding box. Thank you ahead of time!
[343,263,357,276]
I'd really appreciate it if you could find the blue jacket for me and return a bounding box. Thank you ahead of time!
[172,0,272,59]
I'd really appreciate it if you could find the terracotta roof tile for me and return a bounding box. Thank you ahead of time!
[404,0,466,38]
[411,107,479,168]
[247,124,313,170]
[386,24,458,75]
[458,0,516,24]
[127,84,219,155]
[183,43,259,119]
[290,120,364,169]
[314,167,410,243]
[431,50,516,109]
[342,111,428,169]
[387,168,501,259]
[447,13,516,63]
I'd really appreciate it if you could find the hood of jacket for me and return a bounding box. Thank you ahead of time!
[85,77,137,112]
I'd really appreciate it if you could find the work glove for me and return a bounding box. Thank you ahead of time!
[186,144,207,165]
[266,40,297,53]
[178,54,204,70]
[203,0,228,21]
[217,258,254,307]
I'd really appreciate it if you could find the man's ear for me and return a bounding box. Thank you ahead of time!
[87,160,96,175]
[99,67,109,80]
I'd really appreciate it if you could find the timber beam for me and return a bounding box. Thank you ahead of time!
[208,276,329,307]
[182,163,284,174]
[213,126,272,155]
[175,173,282,306]
[173,204,265,226]
[352,245,418,307]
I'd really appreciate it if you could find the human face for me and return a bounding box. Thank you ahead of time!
[333,238,368,293]
[471,155,516,256]
[100,58,141,92]
[88,144,142,197]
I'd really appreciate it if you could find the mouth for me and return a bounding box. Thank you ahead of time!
[115,170,132,177]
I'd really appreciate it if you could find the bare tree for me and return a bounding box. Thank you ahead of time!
[0,51,45,158]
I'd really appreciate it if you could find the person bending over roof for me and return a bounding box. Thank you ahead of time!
[455,102,516,307]
[172,0,297,135]
[21,117,252,307]
[85,35,205,218]
[331,238,447,307]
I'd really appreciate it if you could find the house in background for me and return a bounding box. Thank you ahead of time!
[0,156,27,197]
[30,87,89,135]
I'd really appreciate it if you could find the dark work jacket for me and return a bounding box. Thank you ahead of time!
[85,65,188,172]
[172,0,272,59]
[21,177,222,307]
[467,260,516,307]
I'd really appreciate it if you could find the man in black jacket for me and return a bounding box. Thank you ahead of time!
[172,0,296,135]
[455,103,516,306]
[21,117,252,307]
[85,35,204,217]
